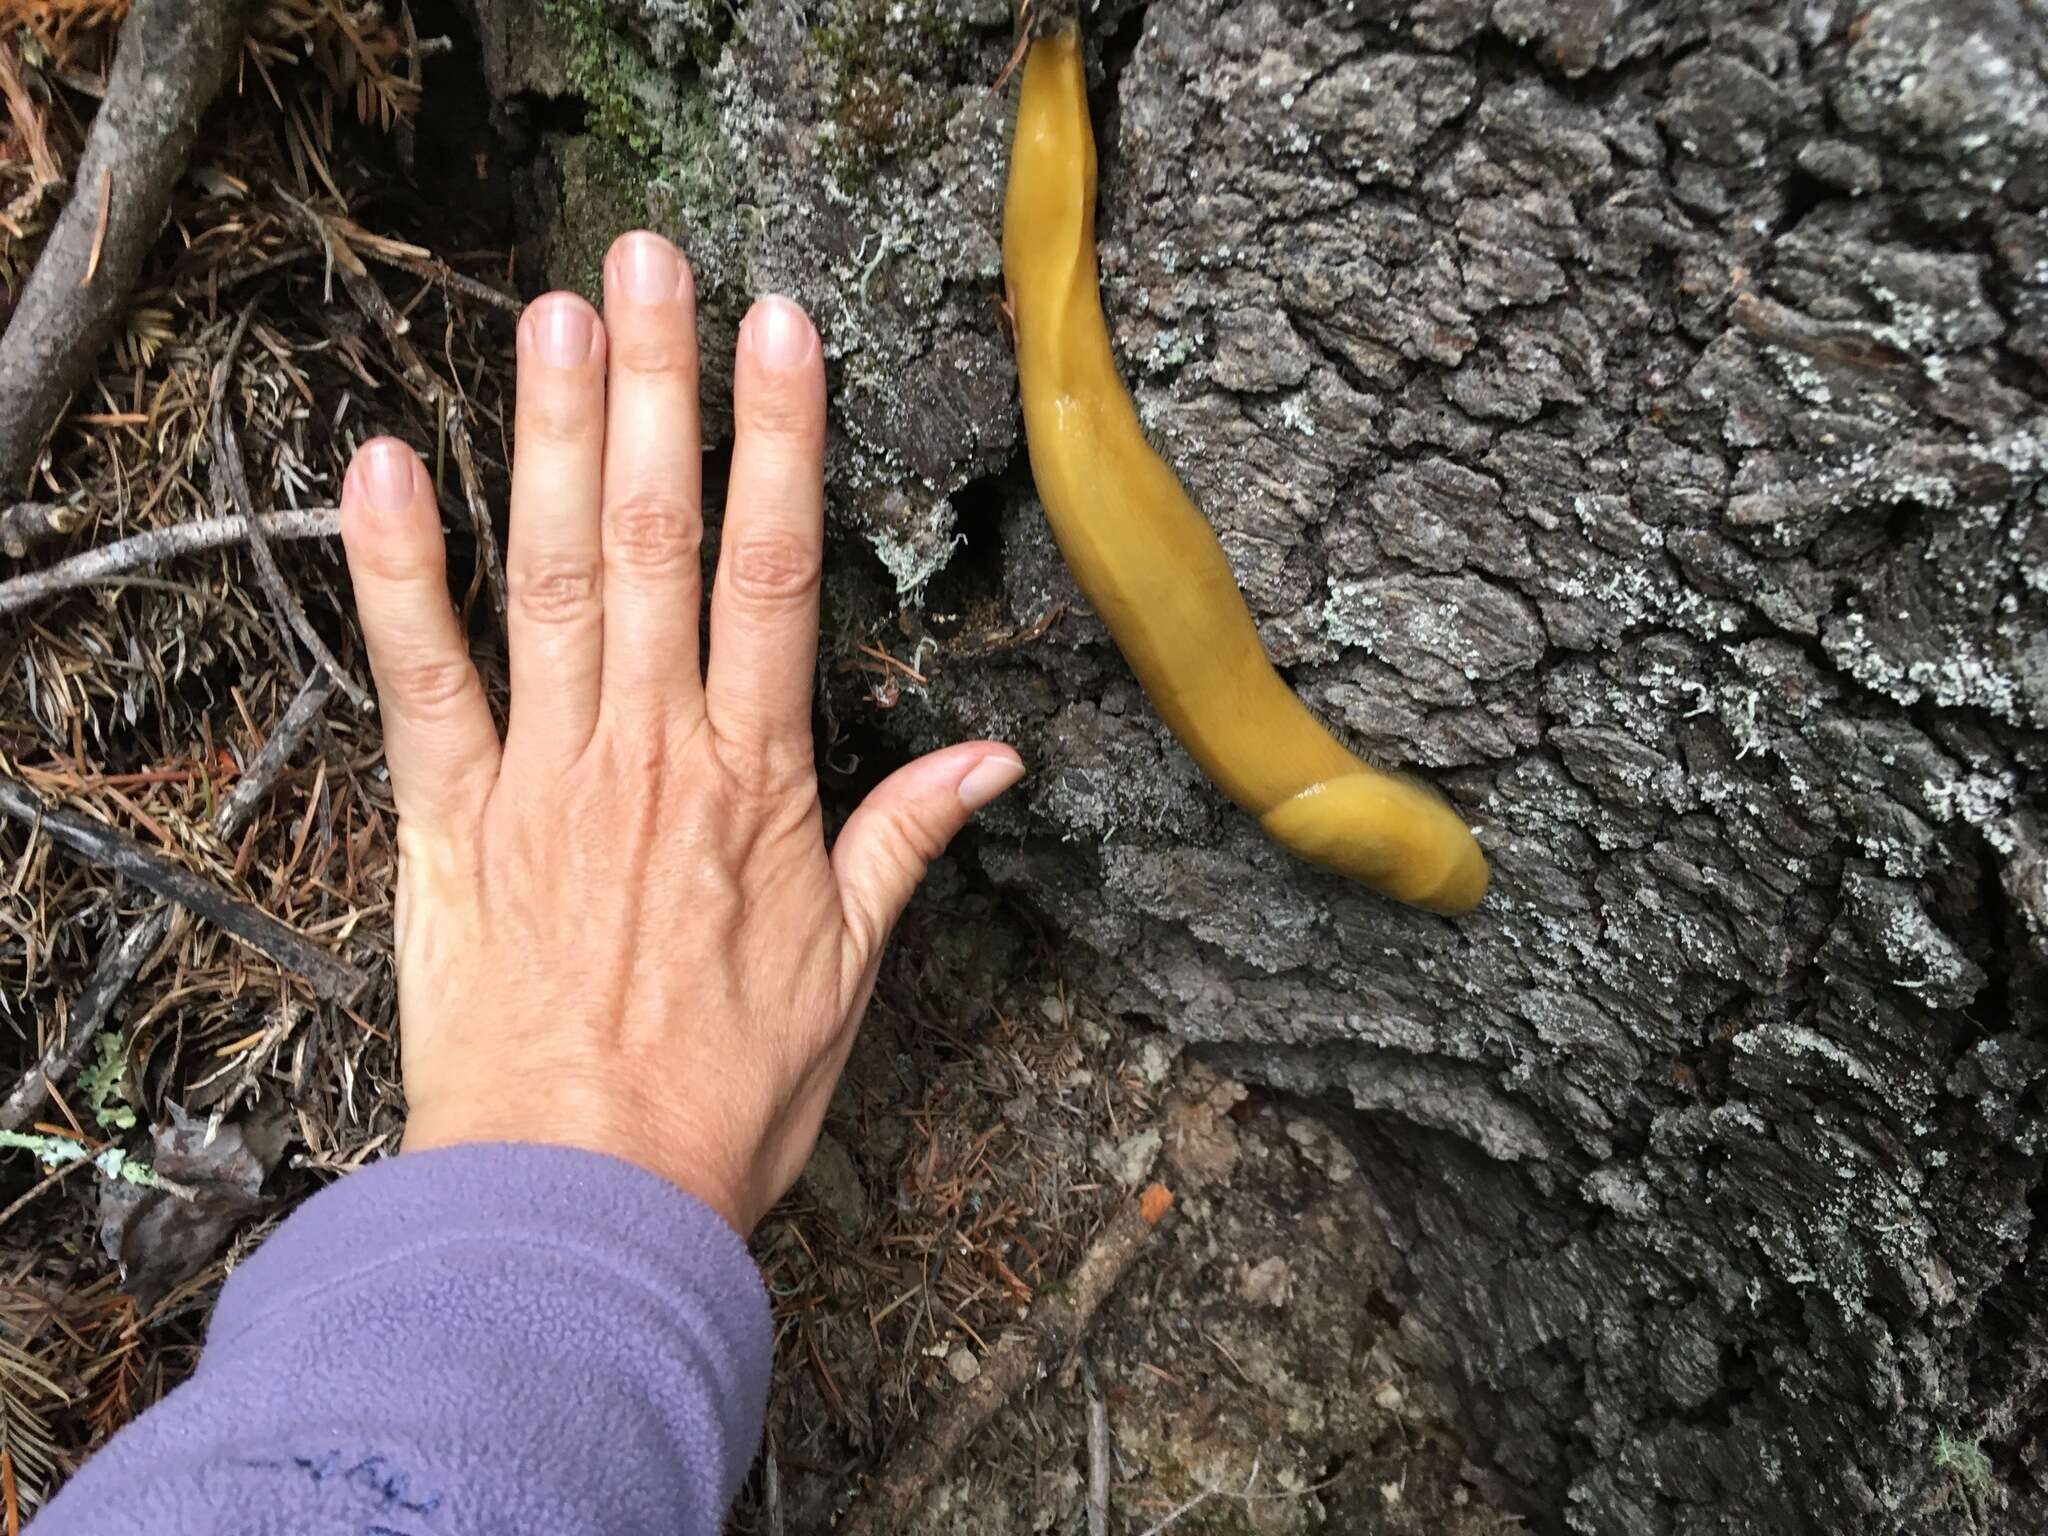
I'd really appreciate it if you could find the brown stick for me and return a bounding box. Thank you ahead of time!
[0,671,337,1134]
[0,502,85,560]
[840,1179,1178,1535]
[0,920,162,1135]
[0,0,256,494]
[0,508,340,618]
[207,300,372,709]
[0,765,365,1004]
[287,198,509,624]
[345,275,509,625]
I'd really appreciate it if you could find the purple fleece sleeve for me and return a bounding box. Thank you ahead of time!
[28,1143,772,1536]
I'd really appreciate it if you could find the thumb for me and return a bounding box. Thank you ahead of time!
[832,742,1025,962]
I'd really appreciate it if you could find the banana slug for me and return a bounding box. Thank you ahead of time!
[1000,26,1489,915]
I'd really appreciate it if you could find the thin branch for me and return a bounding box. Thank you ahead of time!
[0,509,340,618]
[318,210,522,314]
[207,300,372,709]
[0,504,85,561]
[0,923,163,1135]
[213,669,337,837]
[840,1169,1181,1535]
[441,396,506,623]
[0,1152,93,1228]
[0,670,338,1134]
[371,250,523,316]
[1085,1358,1111,1536]
[0,0,256,493]
[0,768,366,1005]
[281,195,509,623]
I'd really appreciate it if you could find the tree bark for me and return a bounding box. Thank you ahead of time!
[487,0,2048,1528]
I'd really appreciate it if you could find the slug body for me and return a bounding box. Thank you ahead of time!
[1001,28,1489,914]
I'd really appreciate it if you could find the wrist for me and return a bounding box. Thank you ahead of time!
[401,1102,755,1237]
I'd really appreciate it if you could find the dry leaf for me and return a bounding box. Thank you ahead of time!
[1140,1182,1173,1226]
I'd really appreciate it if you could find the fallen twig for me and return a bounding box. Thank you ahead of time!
[0,924,162,1136]
[208,300,372,710]
[0,1151,94,1229]
[440,396,507,623]
[282,194,509,622]
[0,756,365,1004]
[213,669,337,836]
[0,0,255,494]
[0,666,342,1132]
[359,245,523,316]
[839,1175,1179,1534]
[1085,1358,1111,1536]
[0,503,86,560]
[0,509,340,618]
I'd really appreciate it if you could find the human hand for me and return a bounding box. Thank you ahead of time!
[338,231,1023,1235]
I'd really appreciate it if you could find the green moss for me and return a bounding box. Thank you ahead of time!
[547,134,655,299]
[810,0,979,184]
[79,1030,136,1132]
[1932,1429,1994,1492]
[646,79,737,245]
[538,2,741,295]
[544,0,669,159]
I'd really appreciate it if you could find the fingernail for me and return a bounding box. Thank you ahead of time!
[957,751,1026,812]
[530,294,595,366]
[616,231,684,304]
[358,438,416,513]
[745,295,817,370]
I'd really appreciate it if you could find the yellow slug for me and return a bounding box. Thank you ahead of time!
[1001,26,1489,915]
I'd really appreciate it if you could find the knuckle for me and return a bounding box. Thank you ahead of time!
[510,556,602,625]
[751,745,821,803]
[519,391,597,448]
[725,532,821,605]
[389,654,479,716]
[739,384,821,444]
[613,329,697,380]
[605,493,702,571]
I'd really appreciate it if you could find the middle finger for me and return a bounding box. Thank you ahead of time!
[599,230,706,728]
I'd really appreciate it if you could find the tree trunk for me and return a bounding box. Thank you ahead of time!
[479,0,2048,1528]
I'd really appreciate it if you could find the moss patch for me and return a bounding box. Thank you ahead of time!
[544,0,671,158]
[546,133,654,299]
[811,0,982,184]
[539,1,741,296]
[644,78,739,266]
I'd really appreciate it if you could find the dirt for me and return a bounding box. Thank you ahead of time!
[730,862,1520,1532]
[888,1070,1524,1536]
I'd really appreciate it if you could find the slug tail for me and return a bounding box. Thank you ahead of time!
[1260,774,1489,916]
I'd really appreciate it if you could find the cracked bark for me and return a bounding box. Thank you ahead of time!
[480,0,2048,1528]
